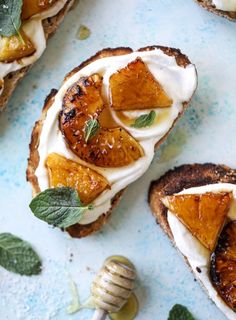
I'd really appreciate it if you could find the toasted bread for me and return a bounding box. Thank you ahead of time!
[149,163,236,239]
[0,0,75,111]
[27,46,196,238]
[195,0,236,21]
[149,164,236,314]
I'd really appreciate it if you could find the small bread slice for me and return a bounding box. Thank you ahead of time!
[149,164,236,313]
[27,46,196,238]
[0,0,75,111]
[149,163,236,239]
[194,0,236,21]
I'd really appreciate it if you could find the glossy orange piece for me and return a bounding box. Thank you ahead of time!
[60,74,143,167]
[45,153,110,204]
[0,29,35,63]
[211,221,236,311]
[163,192,232,251]
[110,58,173,111]
[22,0,57,20]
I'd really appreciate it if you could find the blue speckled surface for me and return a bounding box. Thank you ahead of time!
[0,0,236,319]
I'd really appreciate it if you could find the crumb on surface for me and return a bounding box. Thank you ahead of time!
[76,25,91,40]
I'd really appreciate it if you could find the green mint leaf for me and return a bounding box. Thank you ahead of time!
[84,119,100,142]
[168,304,195,320]
[0,233,42,276]
[131,110,156,128]
[0,0,23,37]
[29,187,92,228]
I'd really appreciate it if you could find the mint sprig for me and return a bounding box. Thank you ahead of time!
[84,119,100,142]
[131,110,156,128]
[0,0,23,37]
[0,233,42,276]
[29,187,93,228]
[168,304,195,320]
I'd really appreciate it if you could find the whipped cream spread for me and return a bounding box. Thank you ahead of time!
[168,183,236,320]
[35,49,197,225]
[0,0,68,95]
[212,0,236,11]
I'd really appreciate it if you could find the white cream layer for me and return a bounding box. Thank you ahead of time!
[212,0,236,11]
[35,49,197,224]
[0,0,69,95]
[168,183,236,320]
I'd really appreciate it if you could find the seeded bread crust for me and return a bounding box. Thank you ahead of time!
[27,46,197,238]
[195,0,236,21]
[0,0,75,111]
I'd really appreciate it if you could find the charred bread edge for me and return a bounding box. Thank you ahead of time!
[27,46,197,238]
[148,163,236,312]
[0,0,75,111]
[195,0,236,21]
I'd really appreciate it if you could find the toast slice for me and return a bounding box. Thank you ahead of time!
[27,46,197,238]
[0,0,75,111]
[149,163,236,239]
[194,0,236,21]
[149,164,236,315]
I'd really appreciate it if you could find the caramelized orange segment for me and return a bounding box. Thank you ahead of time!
[163,192,232,251]
[83,127,144,167]
[109,58,173,111]
[0,79,4,92]
[22,0,57,20]
[211,221,236,311]
[0,29,36,63]
[45,153,110,204]
[60,74,143,167]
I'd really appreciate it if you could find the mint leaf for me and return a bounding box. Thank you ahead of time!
[29,187,93,228]
[168,304,195,320]
[131,110,156,128]
[0,0,23,37]
[84,119,100,142]
[0,233,41,275]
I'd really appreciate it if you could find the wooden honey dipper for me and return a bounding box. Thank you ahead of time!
[91,257,136,320]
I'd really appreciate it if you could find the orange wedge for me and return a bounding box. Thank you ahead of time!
[60,74,143,167]
[109,58,173,111]
[0,29,35,63]
[22,0,57,20]
[163,192,232,251]
[211,221,236,311]
[45,153,110,205]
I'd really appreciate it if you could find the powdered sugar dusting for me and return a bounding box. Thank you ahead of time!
[0,259,69,320]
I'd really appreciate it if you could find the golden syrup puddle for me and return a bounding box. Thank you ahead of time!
[99,105,118,128]
[115,108,171,127]
[109,293,139,320]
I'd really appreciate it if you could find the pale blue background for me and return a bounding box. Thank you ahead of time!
[0,0,236,319]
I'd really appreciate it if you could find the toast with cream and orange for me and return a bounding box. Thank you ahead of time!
[27,46,197,238]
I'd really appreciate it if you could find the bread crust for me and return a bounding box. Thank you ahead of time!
[148,163,236,314]
[149,163,236,240]
[195,0,236,21]
[0,0,75,111]
[27,46,197,238]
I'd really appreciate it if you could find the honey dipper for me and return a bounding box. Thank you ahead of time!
[91,257,136,320]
